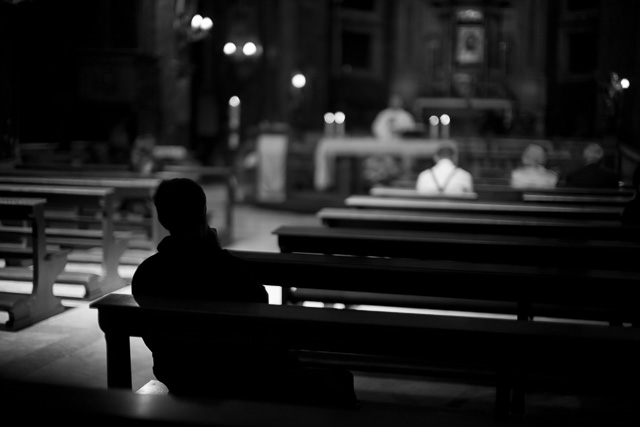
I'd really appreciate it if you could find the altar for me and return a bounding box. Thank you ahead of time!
[314,137,453,193]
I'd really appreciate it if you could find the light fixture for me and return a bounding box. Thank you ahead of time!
[174,11,213,45]
[223,42,237,55]
[224,40,263,59]
[229,96,241,108]
[324,112,335,124]
[243,42,258,56]
[291,73,306,89]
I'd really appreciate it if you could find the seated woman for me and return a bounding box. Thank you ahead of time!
[510,144,558,188]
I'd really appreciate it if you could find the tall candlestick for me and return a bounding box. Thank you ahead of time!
[324,112,335,137]
[228,96,241,149]
[439,114,450,139]
[334,111,346,137]
[428,115,439,139]
[229,96,240,130]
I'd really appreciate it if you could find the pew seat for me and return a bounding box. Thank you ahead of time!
[91,293,640,422]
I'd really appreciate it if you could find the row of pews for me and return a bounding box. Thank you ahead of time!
[87,180,640,425]
[0,163,236,331]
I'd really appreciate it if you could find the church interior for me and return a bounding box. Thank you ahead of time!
[2,0,640,425]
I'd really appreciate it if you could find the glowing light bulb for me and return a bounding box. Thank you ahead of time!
[440,114,451,126]
[334,111,346,124]
[200,17,213,31]
[243,42,257,56]
[190,14,203,30]
[223,42,237,55]
[291,73,306,89]
[229,96,240,107]
[324,112,335,124]
[621,78,630,89]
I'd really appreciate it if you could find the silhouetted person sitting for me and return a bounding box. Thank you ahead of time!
[132,178,358,407]
[563,143,620,189]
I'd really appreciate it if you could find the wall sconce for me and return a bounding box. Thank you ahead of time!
[291,73,306,89]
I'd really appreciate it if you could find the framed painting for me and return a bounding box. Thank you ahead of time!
[456,25,484,65]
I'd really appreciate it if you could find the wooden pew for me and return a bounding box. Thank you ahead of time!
[0,184,131,299]
[371,184,634,204]
[0,198,69,330]
[272,225,640,271]
[5,163,237,244]
[0,173,165,250]
[230,249,639,324]
[317,207,640,241]
[271,225,640,314]
[0,380,497,427]
[90,292,640,421]
[520,193,631,206]
[344,195,624,221]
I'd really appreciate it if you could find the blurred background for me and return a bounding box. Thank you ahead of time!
[1,0,638,207]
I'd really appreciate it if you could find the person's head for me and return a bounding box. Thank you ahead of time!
[521,144,547,167]
[388,94,404,110]
[583,143,604,165]
[153,178,208,235]
[433,142,457,164]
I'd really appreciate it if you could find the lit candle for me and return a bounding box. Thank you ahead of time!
[228,96,241,149]
[428,115,439,139]
[440,114,450,139]
[334,111,346,137]
[324,112,335,137]
[229,96,240,129]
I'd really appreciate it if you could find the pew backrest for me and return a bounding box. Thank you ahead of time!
[317,207,640,240]
[90,292,640,421]
[229,249,639,323]
[272,225,640,271]
[345,195,624,221]
[372,185,635,204]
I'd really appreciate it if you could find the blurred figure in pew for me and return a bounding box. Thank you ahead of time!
[510,144,558,188]
[416,141,474,194]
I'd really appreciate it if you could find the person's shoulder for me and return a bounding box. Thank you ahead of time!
[456,166,473,177]
[510,166,526,177]
[131,252,164,295]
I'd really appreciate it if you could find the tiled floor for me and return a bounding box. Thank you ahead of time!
[0,195,637,425]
